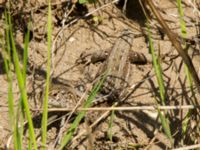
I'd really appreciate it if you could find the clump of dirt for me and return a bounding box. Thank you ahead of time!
[0,0,200,149]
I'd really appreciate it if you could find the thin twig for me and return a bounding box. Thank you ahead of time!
[172,144,200,150]
[31,105,200,112]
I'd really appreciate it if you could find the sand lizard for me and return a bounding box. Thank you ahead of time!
[48,29,150,108]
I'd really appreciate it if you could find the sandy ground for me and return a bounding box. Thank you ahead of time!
[0,0,200,149]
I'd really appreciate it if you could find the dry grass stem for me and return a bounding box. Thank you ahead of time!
[31,105,200,112]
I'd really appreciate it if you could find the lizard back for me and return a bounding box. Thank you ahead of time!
[101,29,134,99]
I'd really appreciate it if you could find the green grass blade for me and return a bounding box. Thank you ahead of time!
[3,10,22,149]
[23,22,30,81]
[147,22,173,144]
[14,19,31,150]
[3,10,14,124]
[177,0,187,38]
[177,0,193,89]
[7,10,38,150]
[158,110,173,143]
[41,1,52,149]
[58,72,107,150]
[79,0,96,4]
[15,107,23,150]
[176,0,194,136]
[147,26,165,105]
[4,10,26,149]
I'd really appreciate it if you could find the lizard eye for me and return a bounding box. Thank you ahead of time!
[52,93,57,97]
[50,91,58,97]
